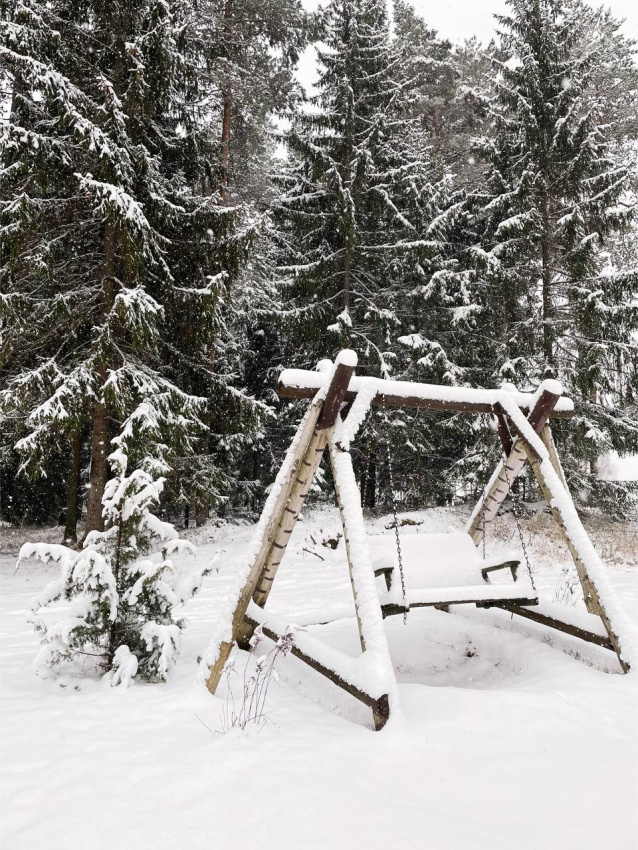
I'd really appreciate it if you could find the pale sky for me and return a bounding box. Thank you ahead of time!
[404,0,637,43]
[297,0,637,89]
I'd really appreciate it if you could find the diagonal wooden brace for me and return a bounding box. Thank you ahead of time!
[518,441,628,669]
[467,386,562,545]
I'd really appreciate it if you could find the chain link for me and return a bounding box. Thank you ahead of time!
[385,440,408,623]
[480,480,487,560]
[501,458,535,590]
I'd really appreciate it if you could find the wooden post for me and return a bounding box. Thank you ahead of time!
[539,424,568,489]
[329,440,366,652]
[495,413,513,456]
[235,427,331,648]
[207,356,356,689]
[467,387,563,545]
[519,443,628,671]
[206,401,322,692]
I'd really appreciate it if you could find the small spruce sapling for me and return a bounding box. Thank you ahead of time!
[19,449,209,685]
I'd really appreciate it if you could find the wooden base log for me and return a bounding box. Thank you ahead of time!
[243,614,390,730]
[491,603,614,651]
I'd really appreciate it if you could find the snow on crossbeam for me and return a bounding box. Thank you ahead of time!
[278,370,574,417]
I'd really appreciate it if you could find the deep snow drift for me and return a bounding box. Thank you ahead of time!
[1,505,637,850]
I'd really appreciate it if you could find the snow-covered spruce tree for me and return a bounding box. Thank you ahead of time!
[20,440,208,683]
[466,0,638,513]
[393,1,491,185]
[0,0,262,536]
[194,0,307,204]
[165,0,309,519]
[275,0,435,369]
[272,0,475,507]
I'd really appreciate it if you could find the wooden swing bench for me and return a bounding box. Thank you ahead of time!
[369,532,537,617]
[204,350,634,731]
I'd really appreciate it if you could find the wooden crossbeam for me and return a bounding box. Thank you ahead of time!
[279,370,574,418]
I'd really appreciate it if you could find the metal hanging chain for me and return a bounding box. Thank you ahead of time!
[501,457,535,590]
[385,440,408,624]
[480,479,488,560]
[362,435,373,511]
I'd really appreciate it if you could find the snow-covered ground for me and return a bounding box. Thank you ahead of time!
[1,505,637,849]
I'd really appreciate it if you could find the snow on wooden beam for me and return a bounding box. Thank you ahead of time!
[492,602,615,651]
[279,370,575,418]
[243,607,390,731]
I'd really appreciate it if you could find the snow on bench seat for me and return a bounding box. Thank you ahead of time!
[368,531,537,611]
[368,532,516,589]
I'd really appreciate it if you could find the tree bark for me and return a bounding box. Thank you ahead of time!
[541,192,554,372]
[85,396,110,535]
[220,91,232,202]
[84,218,117,536]
[220,0,233,202]
[343,238,351,311]
[63,430,82,545]
[84,30,124,538]
[195,503,209,527]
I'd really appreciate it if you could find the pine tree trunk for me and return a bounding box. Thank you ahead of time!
[343,241,351,310]
[541,194,554,372]
[84,30,124,538]
[85,397,110,534]
[220,91,232,202]
[85,217,118,536]
[63,430,82,545]
[342,114,353,312]
[220,0,233,201]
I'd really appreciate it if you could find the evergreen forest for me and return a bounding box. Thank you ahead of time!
[2,0,637,535]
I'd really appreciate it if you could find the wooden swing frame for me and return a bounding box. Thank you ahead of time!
[205,352,632,731]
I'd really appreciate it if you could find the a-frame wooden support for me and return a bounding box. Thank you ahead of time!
[467,385,561,545]
[205,352,397,730]
[466,385,632,673]
[204,358,635,733]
